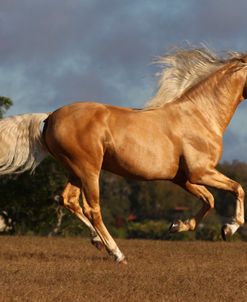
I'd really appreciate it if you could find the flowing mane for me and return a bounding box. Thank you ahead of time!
[146,46,247,108]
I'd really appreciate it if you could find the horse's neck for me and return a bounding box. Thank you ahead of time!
[185,66,246,134]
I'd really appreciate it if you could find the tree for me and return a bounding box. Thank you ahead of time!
[0,96,13,118]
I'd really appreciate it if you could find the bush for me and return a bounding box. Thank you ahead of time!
[195,223,222,241]
[127,220,169,239]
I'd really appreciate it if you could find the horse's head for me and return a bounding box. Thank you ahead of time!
[240,55,247,99]
[231,54,247,100]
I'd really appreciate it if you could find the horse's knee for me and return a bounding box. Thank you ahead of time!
[57,195,72,209]
[205,192,214,209]
[59,193,81,215]
[236,185,245,225]
[187,182,215,209]
[83,205,102,225]
[236,184,245,200]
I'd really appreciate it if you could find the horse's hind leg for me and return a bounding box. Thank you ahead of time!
[81,174,126,264]
[190,169,245,239]
[170,179,214,233]
[60,179,103,250]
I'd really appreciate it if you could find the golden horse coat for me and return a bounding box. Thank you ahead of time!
[0,47,247,263]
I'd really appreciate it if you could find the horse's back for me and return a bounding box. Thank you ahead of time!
[43,101,181,180]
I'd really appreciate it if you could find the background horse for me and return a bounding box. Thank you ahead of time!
[0,47,247,263]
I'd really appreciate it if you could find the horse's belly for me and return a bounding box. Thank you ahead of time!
[102,143,179,180]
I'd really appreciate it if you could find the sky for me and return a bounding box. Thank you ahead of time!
[0,0,247,162]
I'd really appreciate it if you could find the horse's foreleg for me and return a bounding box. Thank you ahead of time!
[60,180,103,250]
[82,175,127,264]
[81,191,104,250]
[190,169,245,239]
[170,181,214,233]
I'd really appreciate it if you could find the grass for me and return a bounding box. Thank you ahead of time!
[1,236,247,301]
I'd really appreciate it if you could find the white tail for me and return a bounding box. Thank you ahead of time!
[0,113,49,175]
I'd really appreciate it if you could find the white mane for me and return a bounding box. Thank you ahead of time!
[146,47,246,108]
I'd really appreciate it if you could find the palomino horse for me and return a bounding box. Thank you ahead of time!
[0,47,246,263]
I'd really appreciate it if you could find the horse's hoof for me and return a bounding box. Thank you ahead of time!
[91,239,104,251]
[169,220,180,233]
[118,258,128,265]
[221,224,231,241]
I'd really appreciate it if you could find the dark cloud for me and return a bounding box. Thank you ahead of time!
[1,0,247,160]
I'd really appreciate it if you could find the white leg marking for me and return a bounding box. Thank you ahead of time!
[226,222,240,235]
[111,247,126,263]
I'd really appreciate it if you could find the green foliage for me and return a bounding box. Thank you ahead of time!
[0,97,247,241]
[195,224,222,241]
[100,171,130,228]
[127,220,169,239]
[0,96,13,118]
[1,156,247,241]
[0,158,69,235]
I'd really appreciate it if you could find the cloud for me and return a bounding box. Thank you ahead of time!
[1,0,247,161]
[223,129,247,162]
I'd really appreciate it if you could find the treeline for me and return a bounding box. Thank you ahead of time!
[1,157,247,241]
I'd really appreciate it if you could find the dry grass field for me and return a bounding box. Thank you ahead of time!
[0,236,247,302]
